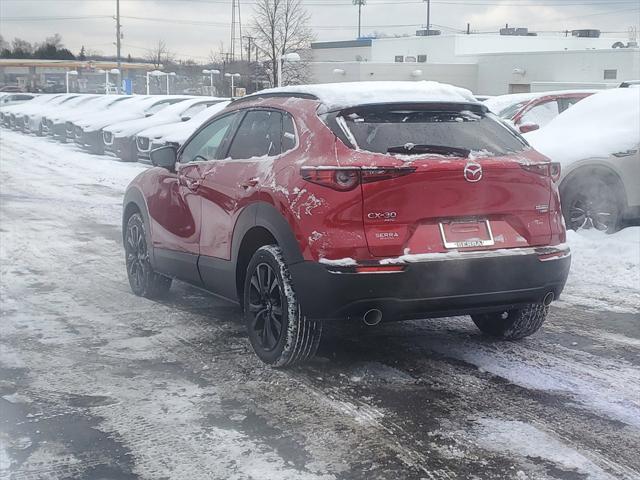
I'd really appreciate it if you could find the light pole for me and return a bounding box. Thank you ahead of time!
[225,73,241,98]
[165,72,176,95]
[353,0,366,39]
[276,52,300,88]
[146,69,164,95]
[423,0,431,33]
[109,68,120,95]
[202,69,220,95]
[65,70,78,93]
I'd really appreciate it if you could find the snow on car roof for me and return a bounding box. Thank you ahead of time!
[248,81,479,112]
[525,88,640,166]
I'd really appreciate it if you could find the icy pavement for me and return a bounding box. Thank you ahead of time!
[1,130,639,480]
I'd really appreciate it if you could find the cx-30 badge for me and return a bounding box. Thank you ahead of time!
[464,161,483,183]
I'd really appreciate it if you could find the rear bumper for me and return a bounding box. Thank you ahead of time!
[289,246,571,321]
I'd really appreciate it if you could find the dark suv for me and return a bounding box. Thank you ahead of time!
[123,82,570,367]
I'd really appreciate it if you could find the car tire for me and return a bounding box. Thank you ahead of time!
[124,213,172,298]
[243,245,322,367]
[471,304,548,340]
[561,175,623,233]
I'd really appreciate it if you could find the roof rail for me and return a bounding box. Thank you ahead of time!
[230,91,319,105]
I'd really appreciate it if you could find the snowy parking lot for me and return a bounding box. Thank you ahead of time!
[1,129,639,479]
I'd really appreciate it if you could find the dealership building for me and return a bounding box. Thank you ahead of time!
[310,29,640,94]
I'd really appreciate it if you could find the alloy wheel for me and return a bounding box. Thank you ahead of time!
[248,263,284,352]
[125,222,147,291]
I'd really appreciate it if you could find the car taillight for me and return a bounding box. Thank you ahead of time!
[521,162,561,182]
[300,167,415,191]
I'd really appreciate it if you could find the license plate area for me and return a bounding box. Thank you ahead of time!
[439,219,495,249]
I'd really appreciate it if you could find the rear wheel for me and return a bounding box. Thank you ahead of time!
[471,304,548,340]
[124,213,172,298]
[561,175,622,233]
[243,245,322,367]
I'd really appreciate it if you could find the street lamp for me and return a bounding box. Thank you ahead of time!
[277,52,300,87]
[225,73,241,98]
[65,70,78,93]
[146,69,165,95]
[165,72,176,95]
[109,68,121,95]
[202,69,220,96]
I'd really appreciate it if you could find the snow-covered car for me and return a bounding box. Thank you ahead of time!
[0,93,36,107]
[1,94,63,129]
[23,94,101,135]
[103,97,224,162]
[135,101,230,162]
[13,93,81,135]
[43,95,132,141]
[484,90,596,134]
[526,88,640,232]
[72,96,191,155]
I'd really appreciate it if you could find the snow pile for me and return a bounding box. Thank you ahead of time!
[525,88,640,165]
[561,227,640,313]
[254,81,478,112]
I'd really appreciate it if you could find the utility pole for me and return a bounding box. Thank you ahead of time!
[243,36,255,63]
[353,0,366,39]
[424,0,431,33]
[116,0,122,93]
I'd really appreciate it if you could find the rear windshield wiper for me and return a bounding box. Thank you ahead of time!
[387,144,470,157]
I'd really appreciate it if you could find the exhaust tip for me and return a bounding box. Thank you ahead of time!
[363,309,383,326]
[543,292,555,306]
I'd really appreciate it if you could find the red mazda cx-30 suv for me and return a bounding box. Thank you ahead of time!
[122,82,571,367]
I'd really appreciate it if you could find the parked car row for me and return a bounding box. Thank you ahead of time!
[0,93,229,162]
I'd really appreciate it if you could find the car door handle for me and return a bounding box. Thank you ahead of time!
[241,178,259,190]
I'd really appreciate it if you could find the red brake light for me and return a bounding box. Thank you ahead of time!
[301,167,415,191]
[521,162,561,182]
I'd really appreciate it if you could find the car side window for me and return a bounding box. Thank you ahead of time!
[227,110,282,160]
[180,113,238,163]
[520,100,560,127]
[181,103,211,119]
[282,113,297,153]
[145,101,171,115]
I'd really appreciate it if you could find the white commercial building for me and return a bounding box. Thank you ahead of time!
[310,31,639,95]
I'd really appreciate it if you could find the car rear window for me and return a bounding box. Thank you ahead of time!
[328,104,527,157]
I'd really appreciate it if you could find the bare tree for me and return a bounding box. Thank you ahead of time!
[251,0,313,87]
[145,40,174,69]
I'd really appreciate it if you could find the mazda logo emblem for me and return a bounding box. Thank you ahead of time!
[464,161,483,183]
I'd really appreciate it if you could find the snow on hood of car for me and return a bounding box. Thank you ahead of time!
[251,81,478,113]
[106,97,223,138]
[158,101,230,144]
[524,88,640,166]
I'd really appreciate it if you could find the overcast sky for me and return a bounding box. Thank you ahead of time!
[1,0,639,62]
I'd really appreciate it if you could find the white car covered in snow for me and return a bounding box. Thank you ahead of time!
[526,88,640,232]
[72,95,191,155]
[102,97,225,162]
[135,101,230,162]
[1,93,65,130]
[23,94,100,135]
[43,95,133,141]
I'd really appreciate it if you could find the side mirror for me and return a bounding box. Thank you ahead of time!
[181,116,191,122]
[150,145,177,170]
[519,122,540,134]
[145,113,153,118]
